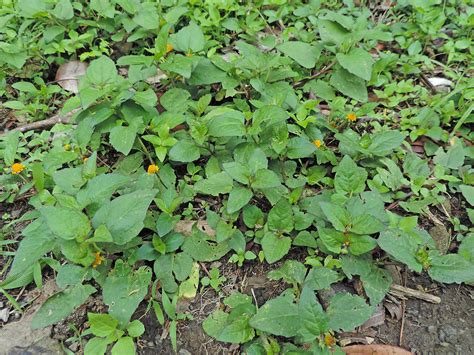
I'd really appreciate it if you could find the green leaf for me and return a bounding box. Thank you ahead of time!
[428,254,474,284]
[261,232,291,264]
[207,109,246,137]
[41,206,91,240]
[76,173,130,208]
[287,137,316,159]
[31,284,96,329]
[103,261,152,326]
[349,235,377,255]
[319,202,350,231]
[350,213,385,235]
[267,199,294,233]
[336,48,373,81]
[227,187,253,214]
[327,293,372,332]
[341,255,392,305]
[276,41,321,69]
[268,260,307,285]
[367,131,404,157]
[52,0,74,20]
[223,162,251,185]
[160,88,190,113]
[168,140,200,162]
[85,56,118,86]
[249,291,299,337]
[111,337,135,355]
[194,172,233,196]
[298,286,330,342]
[109,125,137,155]
[378,229,423,272]
[84,337,109,355]
[92,190,156,245]
[251,169,281,189]
[330,67,368,102]
[317,227,344,254]
[88,313,119,337]
[304,267,341,291]
[203,308,255,344]
[334,156,367,195]
[460,185,474,206]
[127,320,145,337]
[182,229,231,262]
[56,264,87,289]
[3,131,20,166]
[170,21,205,53]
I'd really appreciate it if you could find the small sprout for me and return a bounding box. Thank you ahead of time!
[92,252,104,268]
[346,113,357,122]
[313,139,322,148]
[147,164,159,174]
[11,163,25,175]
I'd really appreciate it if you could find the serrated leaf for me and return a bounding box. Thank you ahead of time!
[330,67,368,102]
[194,172,233,196]
[268,199,294,233]
[428,254,474,284]
[336,48,373,81]
[378,229,423,272]
[168,140,200,162]
[334,156,367,195]
[327,293,372,332]
[277,41,321,69]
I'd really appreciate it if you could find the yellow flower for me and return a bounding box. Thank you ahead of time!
[346,113,357,121]
[92,252,104,268]
[185,52,193,57]
[64,144,71,151]
[166,43,173,53]
[313,139,322,148]
[147,164,159,174]
[83,157,89,163]
[11,163,25,175]
[324,333,336,347]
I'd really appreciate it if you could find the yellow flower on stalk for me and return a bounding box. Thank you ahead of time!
[346,113,357,122]
[166,43,173,53]
[313,139,322,148]
[92,252,104,268]
[11,163,25,175]
[147,164,159,174]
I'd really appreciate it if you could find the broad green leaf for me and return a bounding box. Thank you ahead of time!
[318,19,350,45]
[268,260,307,285]
[378,229,423,272]
[31,284,96,329]
[84,337,109,355]
[56,264,88,289]
[350,213,385,235]
[298,286,329,342]
[41,206,91,240]
[92,190,157,245]
[250,291,299,337]
[86,56,118,86]
[319,202,350,231]
[160,88,190,113]
[76,173,130,208]
[268,199,294,233]
[203,308,255,344]
[207,109,246,137]
[194,172,233,196]
[251,169,281,189]
[334,156,367,195]
[223,162,251,185]
[170,22,205,53]
[109,125,137,155]
[336,48,373,81]
[304,267,342,291]
[88,313,118,337]
[330,67,368,102]
[103,261,152,326]
[261,232,291,264]
[3,131,20,166]
[90,0,116,18]
[367,131,404,157]
[227,187,253,214]
[127,320,145,337]
[111,337,135,355]
[460,185,474,206]
[428,254,474,284]
[287,137,316,159]
[182,229,231,262]
[317,227,344,254]
[327,293,372,331]
[168,140,200,162]
[349,235,377,255]
[52,0,74,20]
[276,41,321,69]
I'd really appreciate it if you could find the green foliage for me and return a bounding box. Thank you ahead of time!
[0,0,473,353]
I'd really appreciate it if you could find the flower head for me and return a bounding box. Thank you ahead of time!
[147,164,159,174]
[313,139,322,148]
[11,163,25,175]
[346,113,357,122]
[166,43,173,53]
[185,52,193,57]
[92,252,104,268]
[324,333,336,347]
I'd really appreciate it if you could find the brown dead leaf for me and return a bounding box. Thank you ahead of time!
[343,344,412,355]
[55,60,88,93]
[174,220,215,237]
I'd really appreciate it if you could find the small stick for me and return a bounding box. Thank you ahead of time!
[389,284,441,304]
[0,109,79,136]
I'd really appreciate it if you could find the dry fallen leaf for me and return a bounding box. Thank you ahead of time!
[174,220,215,237]
[55,60,88,93]
[343,344,412,355]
